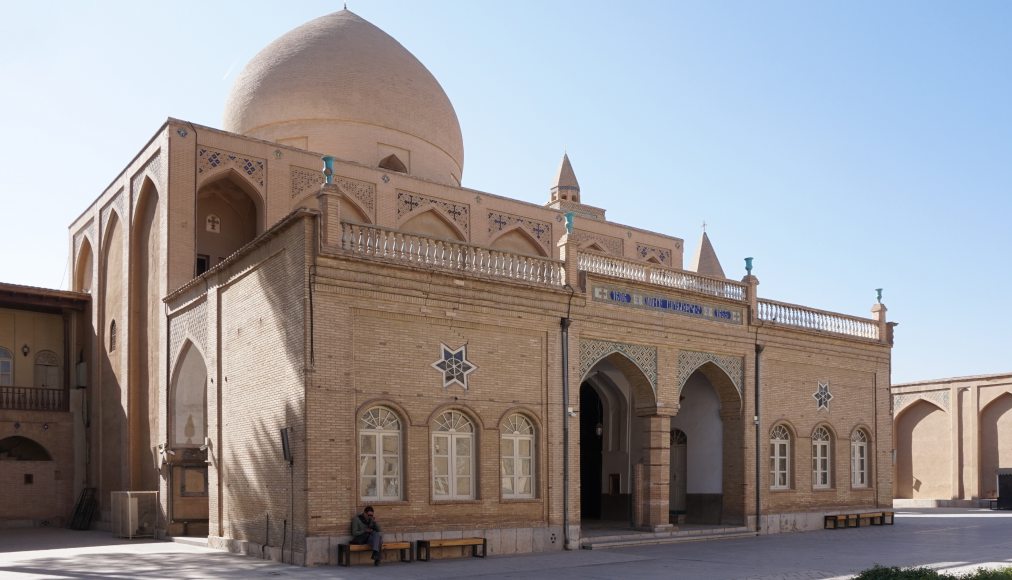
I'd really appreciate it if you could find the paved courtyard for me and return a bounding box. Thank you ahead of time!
[1,509,1010,579]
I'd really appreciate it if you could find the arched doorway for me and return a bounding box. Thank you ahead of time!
[895,399,950,499]
[670,429,687,514]
[579,351,661,530]
[669,364,744,525]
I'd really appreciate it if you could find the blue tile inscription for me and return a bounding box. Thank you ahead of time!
[592,285,742,324]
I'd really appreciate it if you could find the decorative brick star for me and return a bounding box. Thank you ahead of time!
[814,382,833,410]
[431,343,477,390]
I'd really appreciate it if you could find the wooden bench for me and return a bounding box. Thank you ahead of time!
[337,541,413,566]
[416,537,487,561]
[824,511,894,529]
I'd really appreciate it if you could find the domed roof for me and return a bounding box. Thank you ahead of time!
[223,10,464,184]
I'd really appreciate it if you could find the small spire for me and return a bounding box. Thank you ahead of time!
[692,230,726,279]
[702,220,707,233]
[550,153,581,203]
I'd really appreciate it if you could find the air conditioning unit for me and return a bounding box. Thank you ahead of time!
[110,491,158,539]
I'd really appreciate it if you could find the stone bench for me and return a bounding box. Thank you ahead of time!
[416,537,487,561]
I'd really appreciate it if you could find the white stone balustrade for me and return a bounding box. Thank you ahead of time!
[340,222,565,287]
[577,251,747,302]
[757,299,879,340]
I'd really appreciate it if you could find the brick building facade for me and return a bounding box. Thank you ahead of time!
[57,8,894,566]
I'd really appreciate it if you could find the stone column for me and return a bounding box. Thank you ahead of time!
[557,232,580,289]
[639,414,673,531]
[742,275,760,324]
[316,183,344,252]
[871,303,888,344]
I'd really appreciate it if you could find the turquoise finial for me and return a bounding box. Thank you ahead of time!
[322,156,335,184]
[564,212,574,234]
[876,288,883,304]
[745,257,753,276]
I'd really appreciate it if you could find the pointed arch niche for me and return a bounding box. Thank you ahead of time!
[129,177,161,492]
[74,237,94,293]
[895,399,950,499]
[170,341,208,447]
[195,171,264,275]
[490,227,548,257]
[980,392,1012,498]
[400,208,466,242]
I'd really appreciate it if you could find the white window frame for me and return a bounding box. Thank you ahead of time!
[812,426,832,489]
[851,429,869,488]
[358,406,402,501]
[500,414,535,499]
[432,410,475,500]
[0,348,12,386]
[770,424,791,490]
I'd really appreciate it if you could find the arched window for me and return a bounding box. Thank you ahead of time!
[0,347,12,386]
[109,320,117,352]
[812,426,832,489]
[358,407,402,501]
[378,154,407,173]
[501,414,535,499]
[851,429,869,488]
[770,424,791,490]
[432,410,474,500]
[33,351,60,389]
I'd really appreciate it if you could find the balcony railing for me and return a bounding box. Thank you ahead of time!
[0,386,67,412]
[341,222,565,288]
[757,299,879,340]
[577,251,747,302]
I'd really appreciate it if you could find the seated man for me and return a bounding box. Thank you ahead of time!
[350,505,383,565]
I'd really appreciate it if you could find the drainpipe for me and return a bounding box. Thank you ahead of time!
[754,343,763,533]
[561,315,572,549]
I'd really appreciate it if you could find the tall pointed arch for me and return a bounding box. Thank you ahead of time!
[169,339,208,447]
[129,176,162,491]
[74,237,94,293]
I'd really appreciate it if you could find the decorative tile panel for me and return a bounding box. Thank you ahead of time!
[571,231,623,256]
[169,300,209,373]
[335,175,376,218]
[487,211,553,254]
[636,243,673,266]
[676,350,744,397]
[580,339,657,393]
[197,147,266,191]
[131,150,163,212]
[100,191,124,234]
[396,190,469,237]
[73,220,96,265]
[893,390,950,416]
[290,166,321,200]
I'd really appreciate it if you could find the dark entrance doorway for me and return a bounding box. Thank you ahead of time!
[580,382,603,519]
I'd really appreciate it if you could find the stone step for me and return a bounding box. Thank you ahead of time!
[169,535,208,548]
[582,527,754,550]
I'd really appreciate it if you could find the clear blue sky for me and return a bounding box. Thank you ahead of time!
[1,1,1009,384]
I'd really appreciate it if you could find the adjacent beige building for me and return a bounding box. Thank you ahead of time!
[892,372,1012,506]
[0,283,90,527]
[21,8,899,566]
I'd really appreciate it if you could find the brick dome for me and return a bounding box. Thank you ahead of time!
[223,10,464,185]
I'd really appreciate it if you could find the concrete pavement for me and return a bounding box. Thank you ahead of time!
[1,509,1011,579]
